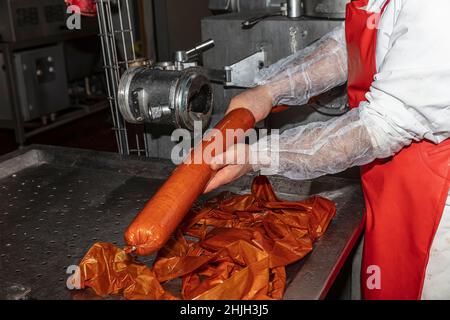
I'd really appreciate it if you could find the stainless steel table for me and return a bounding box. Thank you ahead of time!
[0,145,364,300]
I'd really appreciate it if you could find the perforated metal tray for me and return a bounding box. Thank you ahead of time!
[0,145,364,300]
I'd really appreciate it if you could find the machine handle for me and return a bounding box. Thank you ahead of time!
[242,0,302,29]
[175,39,215,62]
[186,39,215,58]
[242,12,283,29]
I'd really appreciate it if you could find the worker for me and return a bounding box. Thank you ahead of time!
[204,0,450,300]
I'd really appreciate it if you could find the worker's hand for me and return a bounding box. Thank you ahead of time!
[226,85,273,123]
[204,143,253,193]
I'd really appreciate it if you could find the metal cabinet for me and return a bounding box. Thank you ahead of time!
[10,44,70,122]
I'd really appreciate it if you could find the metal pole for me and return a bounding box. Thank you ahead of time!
[96,0,131,155]
[1,43,26,146]
[96,1,122,152]
[287,0,302,18]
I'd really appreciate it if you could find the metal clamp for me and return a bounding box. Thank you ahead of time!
[224,50,267,88]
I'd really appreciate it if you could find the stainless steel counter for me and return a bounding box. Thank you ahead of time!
[0,145,364,300]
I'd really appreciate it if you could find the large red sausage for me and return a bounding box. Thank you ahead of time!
[125,108,256,255]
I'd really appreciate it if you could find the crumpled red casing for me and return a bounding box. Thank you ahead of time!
[76,176,336,300]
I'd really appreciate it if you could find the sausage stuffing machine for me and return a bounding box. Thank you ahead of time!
[99,0,349,158]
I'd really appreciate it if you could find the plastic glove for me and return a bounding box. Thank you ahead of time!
[249,107,401,180]
[255,24,347,106]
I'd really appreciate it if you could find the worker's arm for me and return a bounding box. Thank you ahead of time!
[205,0,450,192]
[204,108,372,192]
[226,24,347,123]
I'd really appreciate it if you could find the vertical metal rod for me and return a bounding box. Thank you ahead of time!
[117,0,130,66]
[101,0,130,154]
[105,1,120,84]
[1,43,26,145]
[124,0,137,61]
[95,1,121,152]
[143,132,149,157]
[97,1,120,148]
[135,134,141,156]
[95,0,145,156]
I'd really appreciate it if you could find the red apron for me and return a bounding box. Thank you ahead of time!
[346,0,450,299]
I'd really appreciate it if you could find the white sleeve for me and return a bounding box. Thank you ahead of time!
[249,0,450,180]
[360,0,450,157]
[255,23,347,106]
[250,108,379,179]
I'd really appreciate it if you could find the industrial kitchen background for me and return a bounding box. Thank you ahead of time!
[103,0,349,158]
[0,0,350,156]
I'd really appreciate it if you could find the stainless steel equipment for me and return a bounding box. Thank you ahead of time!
[98,0,219,156]
[174,39,215,63]
[99,0,347,159]
[303,0,350,19]
[0,52,13,120]
[116,38,267,131]
[117,39,215,130]
[287,0,303,18]
[0,0,102,145]
[0,144,364,300]
[118,66,213,131]
[209,0,349,19]
[0,44,70,122]
[209,0,284,12]
[95,0,139,155]
[202,11,344,121]
[240,0,305,29]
